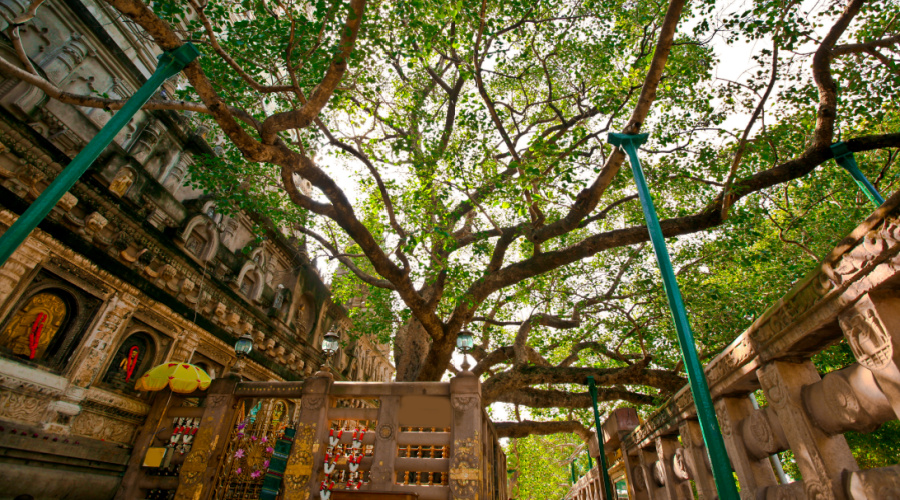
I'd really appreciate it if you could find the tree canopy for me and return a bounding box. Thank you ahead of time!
[3,0,899,439]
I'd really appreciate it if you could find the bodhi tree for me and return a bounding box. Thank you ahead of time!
[1,0,898,439]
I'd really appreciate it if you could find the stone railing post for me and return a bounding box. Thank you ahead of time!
[620,446,649,499]
[283,371,332,498]
[638,445,664,499]
[838,291,900,418]
[174,378,238,500]
[758,361,858,499]
[370,389,399,490]
[115,390,177,500]
[655,435,692,499]
[714,397,778,498]
[449,370,483,499]
[677,420,716,500]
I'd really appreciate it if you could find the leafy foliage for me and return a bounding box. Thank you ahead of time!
[37,0,897,447]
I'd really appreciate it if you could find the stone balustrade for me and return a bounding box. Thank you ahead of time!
[118,369,508,500]
[565,191,900,500]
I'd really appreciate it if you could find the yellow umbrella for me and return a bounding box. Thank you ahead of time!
[134,362,212,394]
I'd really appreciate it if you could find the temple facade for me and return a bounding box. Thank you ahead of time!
[0,1,393,498]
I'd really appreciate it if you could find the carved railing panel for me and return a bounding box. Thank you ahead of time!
[564,196,900,500]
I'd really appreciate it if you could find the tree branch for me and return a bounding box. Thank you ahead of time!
[494,420,592,442]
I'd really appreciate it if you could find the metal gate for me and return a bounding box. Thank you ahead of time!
[211,399,298,500]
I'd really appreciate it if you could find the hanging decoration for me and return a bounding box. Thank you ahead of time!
[167,417,199,455]
[120,345,140,382]
[28,312,47,359]
[322,425,366,494]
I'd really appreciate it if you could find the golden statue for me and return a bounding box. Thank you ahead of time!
[0,293,66,360]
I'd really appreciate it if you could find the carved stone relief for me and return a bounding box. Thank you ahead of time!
[839,307,892,371]
[0,390,50,424]
[70,410,136,444]
[282,422,316,499]
[449,431,481,498]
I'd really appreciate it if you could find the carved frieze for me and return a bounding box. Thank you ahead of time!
[0,389,50,424]
[83,386,149,418]
[70,410,136,444]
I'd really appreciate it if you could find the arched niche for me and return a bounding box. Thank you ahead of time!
[180,214,220,262]
[201,200,217,220]
[236,261,264,302]
[100,330,158,395]
[248,247,267,269]
[0,279,100,372]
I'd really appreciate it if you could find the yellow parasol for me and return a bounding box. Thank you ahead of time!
[134,362,212,394]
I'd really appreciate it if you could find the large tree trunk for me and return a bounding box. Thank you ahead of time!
[393,316,431,381]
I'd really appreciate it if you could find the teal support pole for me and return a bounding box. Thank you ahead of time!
[587,376,615,500]
[586,452,593,471]
[570,461,577,484]
[607,132,739,500]
[831,141,884,207]
[0,43,200,267]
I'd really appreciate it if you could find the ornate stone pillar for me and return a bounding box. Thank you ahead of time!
[714,397,778,498]
[115,391,178,500]
[676,420,716,500]
[838,291,900,419]
[174,378,238,500]
[655,436,692,500]
[758,361,858,499]
[638,445,664,499]
[68,293,139,388]
[449,370,483,499]
[621,447,650,500]
[282,372,332,497]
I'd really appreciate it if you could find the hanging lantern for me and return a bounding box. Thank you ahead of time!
[234,333,253,358]
[322,330,339,355]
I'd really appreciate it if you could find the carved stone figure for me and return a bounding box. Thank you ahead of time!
[840,308,893,371]
[108,168,134,197]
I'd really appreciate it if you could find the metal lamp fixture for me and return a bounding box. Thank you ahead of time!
[456,331,474,371]
[234,333,253,358]
[228,333,254,380]
[320,330,339,370]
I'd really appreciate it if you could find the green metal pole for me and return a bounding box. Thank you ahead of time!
[587,376,615,500]
[831,141,884,207]
[570,461,577,484]
[607,132,739,500]
[587,452,593,470]
[0,43,200,267]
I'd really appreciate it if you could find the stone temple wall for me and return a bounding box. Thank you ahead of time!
[0,1,394,498]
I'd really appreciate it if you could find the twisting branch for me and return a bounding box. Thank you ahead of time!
[833,34,900,55]
[494,420,593,442]
[811,0,867,148]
